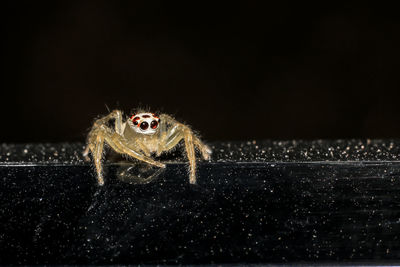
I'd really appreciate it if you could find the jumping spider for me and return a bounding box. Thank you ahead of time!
[83,110,212,185]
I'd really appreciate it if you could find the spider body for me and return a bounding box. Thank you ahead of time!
[83,110,211,185]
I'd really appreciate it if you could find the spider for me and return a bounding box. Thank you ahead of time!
[83,109,212,185]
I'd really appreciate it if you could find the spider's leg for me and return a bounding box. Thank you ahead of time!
[94,109,124,135]
[138,143,152,157]
[158,114,209,184]
[158,115,192,150]
[159,125,198,184]
[98,125,166,169]
[84,129,106,185]
[82,144,93,160]
[159,124,211,160]
[87,125,165,186]
[112,110,124,135]
[162,125,183,150]
[83,109,124,158]
[183,129,197,184]
[193,136,212,160]
[93,135,105,185]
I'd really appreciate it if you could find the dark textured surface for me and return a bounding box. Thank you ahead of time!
[1,141,400,264]
[2,139,400,164]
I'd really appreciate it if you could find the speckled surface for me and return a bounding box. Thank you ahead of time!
[1,139,400,164]
[1,140,400,264]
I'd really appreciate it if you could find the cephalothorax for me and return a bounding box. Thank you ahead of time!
[83,110,212,185]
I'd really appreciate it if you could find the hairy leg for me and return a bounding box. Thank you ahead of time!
[158,114,211,158]
[93,135,105,185]
[100,126,165,167]
[83,110,124,158]
[93,109,124,134]
[83,144,94,160]
[193,136,212,160]
[183,129,197,184]
[86,125,165,185]
[158,122,211,160]
[157,114,212,184]
[159,125,182,152]
[159,124,198,184]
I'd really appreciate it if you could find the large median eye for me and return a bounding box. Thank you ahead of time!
[140,121,149,130]
[150,120,158,129]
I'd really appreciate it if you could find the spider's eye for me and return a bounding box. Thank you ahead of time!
[131,116,140,125]
[140,121,149,130]
[150,120,158,129]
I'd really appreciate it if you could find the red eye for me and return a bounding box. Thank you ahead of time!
[150,120,158,129]
[140,121,149,130]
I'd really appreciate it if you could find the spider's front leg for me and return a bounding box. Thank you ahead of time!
[159,115,212,184]
[193,136,212,160]
[184,130,198,184]
[165,126,198,184]
[159,115,212,160]
[87,126,166,185]
[83,109,124,160]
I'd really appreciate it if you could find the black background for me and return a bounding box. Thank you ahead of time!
[2,1,400,142]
